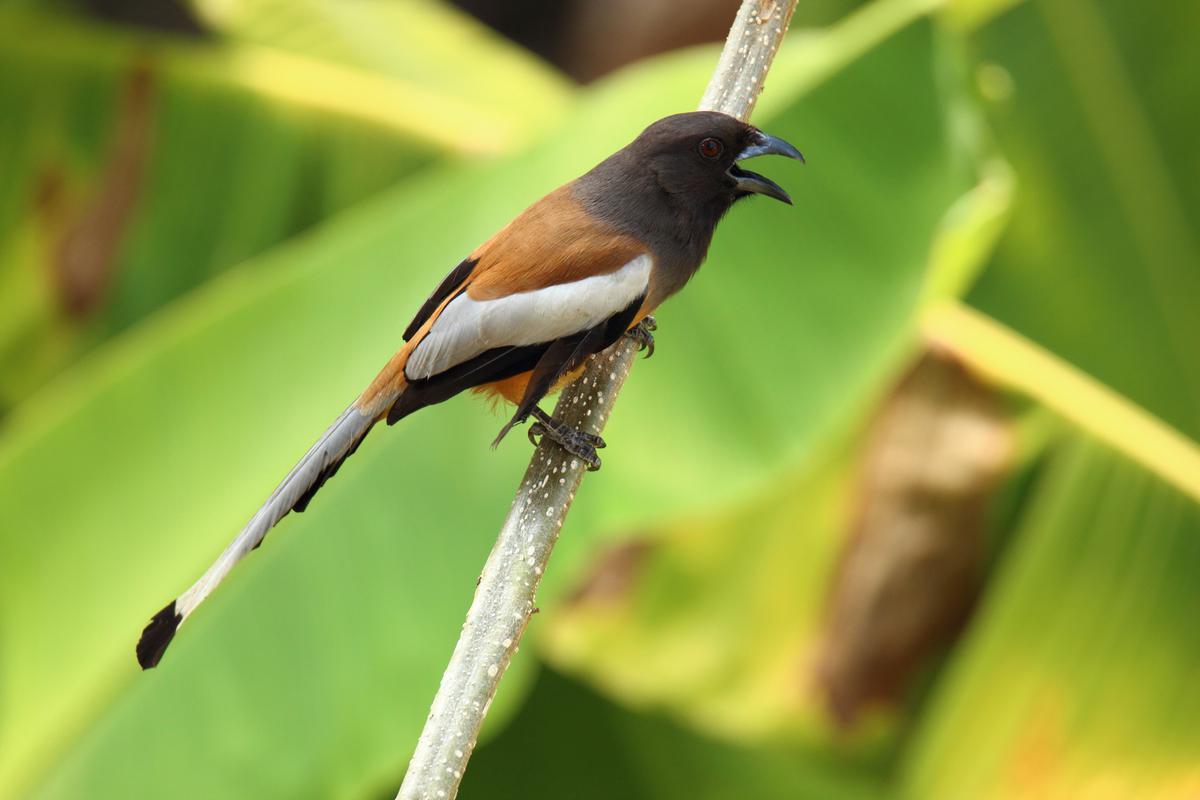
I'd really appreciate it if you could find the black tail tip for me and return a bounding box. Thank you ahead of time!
[137,601,181,670]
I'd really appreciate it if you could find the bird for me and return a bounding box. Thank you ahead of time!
[136,110,803,669]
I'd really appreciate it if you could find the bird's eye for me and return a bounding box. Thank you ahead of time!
[698,137,724,159]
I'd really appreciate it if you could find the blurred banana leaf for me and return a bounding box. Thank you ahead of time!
[902,2,1200,791]
[534,0,1200,796]
[461,665,886,800]
[187,0,570,141]
[909,456,1200,796]
[538,299,1200,759]
[0,2,569,412]
[541,433,869,738]
[535,344,1016,746]
[896,307,1200,798]
[0,0,977,796]
[961,0,1200,441]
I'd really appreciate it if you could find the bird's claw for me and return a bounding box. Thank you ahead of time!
[625,316,657,359]
[527,415,605,471]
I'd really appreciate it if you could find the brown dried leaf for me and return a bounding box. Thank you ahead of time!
[50,60,155,318]
[815,349,1014,727]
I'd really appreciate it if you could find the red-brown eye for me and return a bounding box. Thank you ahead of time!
[698,137,723,159]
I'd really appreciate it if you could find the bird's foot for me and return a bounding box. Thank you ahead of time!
[625,316,657,358]
[528,407,604,471]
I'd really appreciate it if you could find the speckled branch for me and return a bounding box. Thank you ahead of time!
[701,0,797,119]
[395,3,797,798]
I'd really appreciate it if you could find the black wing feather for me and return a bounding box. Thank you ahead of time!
[402,258,476,342]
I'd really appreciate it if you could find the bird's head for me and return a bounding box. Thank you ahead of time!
[627,111,804,207]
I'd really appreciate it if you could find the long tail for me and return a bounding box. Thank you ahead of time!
[136,381,401,669]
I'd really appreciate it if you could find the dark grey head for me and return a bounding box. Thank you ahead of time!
[574,111,803,300]
[624,110,804,208]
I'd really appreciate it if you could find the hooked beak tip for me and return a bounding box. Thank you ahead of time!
[730,129,802,204]
[738,130,805,164]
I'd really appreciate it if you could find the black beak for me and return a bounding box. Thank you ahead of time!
[729,130,804,205]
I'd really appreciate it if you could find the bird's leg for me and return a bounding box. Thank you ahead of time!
[529,407,605,449]
[527,406,605,471]
[624,316,657,358]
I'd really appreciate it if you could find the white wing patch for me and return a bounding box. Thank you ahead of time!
[406,254,651,381]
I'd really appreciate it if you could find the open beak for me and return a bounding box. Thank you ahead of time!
[729,130,804,204]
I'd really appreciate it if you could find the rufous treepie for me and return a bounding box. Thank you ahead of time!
[137,110,803,668]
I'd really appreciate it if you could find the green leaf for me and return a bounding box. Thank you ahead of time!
[538,299,1200,761]
[188,0,572,144]
[898,8,1200,782]
[0,5,569,411]
[539,440,866,739]
[461,665,887,800]
[534,0,1200,784]
[963,0,1200,440]
[0,161,541,799]
[900,437,1200,797]
[923,303,1200,500]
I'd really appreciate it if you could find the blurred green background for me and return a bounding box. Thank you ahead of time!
[1,0,1197,798]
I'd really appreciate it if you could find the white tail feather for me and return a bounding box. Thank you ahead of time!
[175,404,375,618]
[137,398,385,668]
